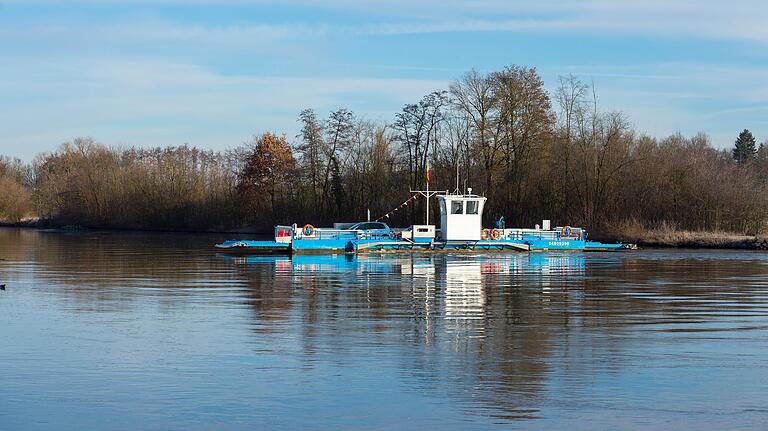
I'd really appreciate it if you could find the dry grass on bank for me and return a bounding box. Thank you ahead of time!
[608,219,768,249]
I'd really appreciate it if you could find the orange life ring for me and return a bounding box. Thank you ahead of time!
[490,229,501,240]
[480,229,490,240]
[302,224,315,236]
[561,226,573,238]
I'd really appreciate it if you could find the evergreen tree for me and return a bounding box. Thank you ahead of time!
[757,141,768,163]
[756,141,768,179]
[733,129,757,164]
[329,155,345,216]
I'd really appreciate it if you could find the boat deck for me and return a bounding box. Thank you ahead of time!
[215,240,291,254]
[216,236,631,254]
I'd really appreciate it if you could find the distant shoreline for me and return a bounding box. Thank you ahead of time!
[610,227,768,250]
[0,220,271,236]
[3,221,767,250]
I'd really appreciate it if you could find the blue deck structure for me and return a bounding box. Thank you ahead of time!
[216,224,632,254]
[216,191,634,254]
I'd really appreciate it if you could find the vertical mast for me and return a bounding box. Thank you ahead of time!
[456,163,459,194]
[426,173,429,224]
[411,166,444,226]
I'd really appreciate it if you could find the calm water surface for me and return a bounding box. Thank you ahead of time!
[2,228,768,430]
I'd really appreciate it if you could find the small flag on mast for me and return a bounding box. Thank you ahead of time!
[426,165,431,182]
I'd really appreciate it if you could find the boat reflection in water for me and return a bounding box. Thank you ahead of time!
[222,252,584,276]
[221,252,585,302]
[221,252,587,420]
[221,253,585,324]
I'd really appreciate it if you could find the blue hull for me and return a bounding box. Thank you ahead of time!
[216,237,631,254]
[524,238,585,250]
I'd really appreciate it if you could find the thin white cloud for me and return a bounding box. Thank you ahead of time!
[0,58,448,158]
[3,57,767,159]
[3,0,768,42]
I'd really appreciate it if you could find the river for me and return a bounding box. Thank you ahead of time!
[1,228,767,430]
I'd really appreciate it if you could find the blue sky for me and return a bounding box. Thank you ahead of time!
[1,0,767,160]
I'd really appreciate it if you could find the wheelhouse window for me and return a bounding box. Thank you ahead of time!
[451,201,464,214]
[466,200,479,214]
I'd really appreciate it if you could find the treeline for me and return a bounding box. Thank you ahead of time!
[0,156,33,223]
[31,141,243,230]
[2,65,768,235]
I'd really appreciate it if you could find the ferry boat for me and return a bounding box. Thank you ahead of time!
[216,189,634,254]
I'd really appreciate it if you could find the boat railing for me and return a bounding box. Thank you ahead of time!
[554,226,585,240]
[504,230,559,241]
[297,228,385,241]
[297,228,396,241]
[298,229,354,240]
[505,228,584,241]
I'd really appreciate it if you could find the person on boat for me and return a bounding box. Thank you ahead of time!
[496,216,505,230]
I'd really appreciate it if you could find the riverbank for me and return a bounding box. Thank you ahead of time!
[0,218,271,235]
[0,217,45,228]
[607,224,768,250]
